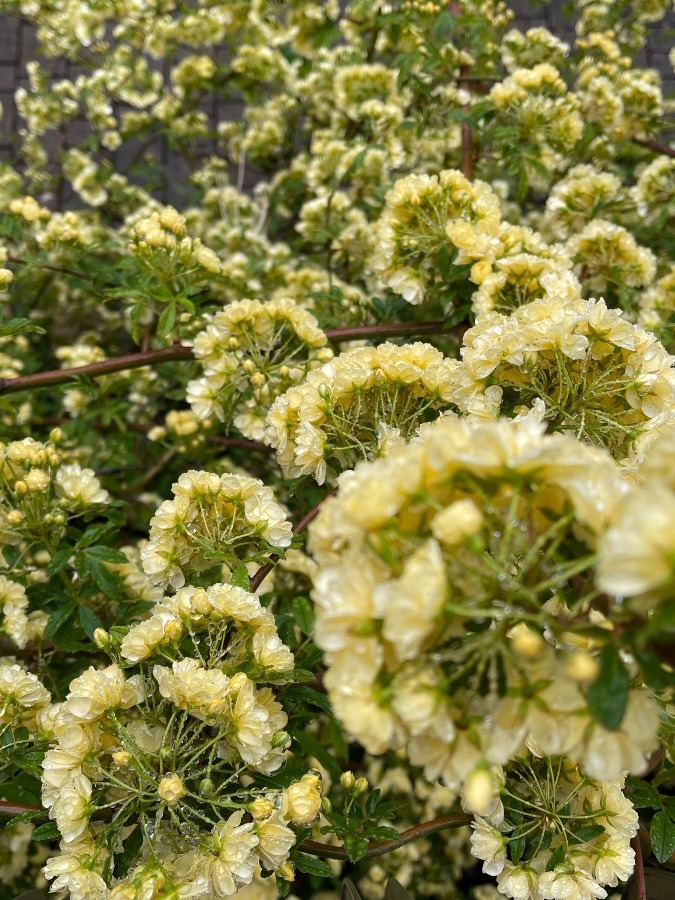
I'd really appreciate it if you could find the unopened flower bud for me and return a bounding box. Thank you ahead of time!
[354,777,368,796]
[509,623,544,658]
[14,481,27,495]
[6,510,23,525]
[271,730,290,749]
[250,797,275,819]
[158,773,186,804]
[277,861,295,882]
[112,750,132,767]
[340,771,355,791]
[199,777,215,797]
[565,650,600,683]
[49,427,63,443]
[93,628,109,650]
[463,768,496,815]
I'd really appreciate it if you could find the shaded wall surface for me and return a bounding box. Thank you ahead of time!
[0,1,673,189]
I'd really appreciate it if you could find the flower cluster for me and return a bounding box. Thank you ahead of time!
[187,297,332,441]
[470,753,638,900]
[41,625,317,898]
[308,416,659,789]
[452,294,675,459]
[370,170,502,305]
[141,471,293,590]
[0,0,673,896]
[265,342,460,484]
[0,434,109,552]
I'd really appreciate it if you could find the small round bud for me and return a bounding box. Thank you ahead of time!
[277,861,295,882]
[164,619,183,641]
[463,768,496,815]
[93,628,110,650]
[565,650,600,683]
[340,771,356,791]
[158,773,186,804]
[249,797,275,819]
[14,480,27,495]
[509,624,544,658]
[354,777,368,796]
[112,750,132,767]
[24,469,51,494]
[6,510,24,526]
[271,730,290,749]
[49,427,63,443]
[199,777,215,797]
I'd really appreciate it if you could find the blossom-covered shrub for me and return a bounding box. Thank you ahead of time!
[0,0,673,898]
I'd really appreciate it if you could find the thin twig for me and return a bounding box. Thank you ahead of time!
[631,832,647,900]
[299,814,470,860]
[632,137,675,158]
[249,487,338,592]
[0,800,43,818]
[0,343,194,396]
[0,322,448,397]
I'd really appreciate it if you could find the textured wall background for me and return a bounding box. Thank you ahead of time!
[0,1,673,192]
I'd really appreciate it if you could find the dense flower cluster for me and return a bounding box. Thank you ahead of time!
[308,416,660,796]
[188,297,332,440]
[452,293,675,458]
[265,342,459,483]
[470,754,638,900]
[141,470,293,590]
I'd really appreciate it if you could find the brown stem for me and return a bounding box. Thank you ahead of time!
[0,343,194,396]
[0,800,43,818]
[0,323,448,397]
[299,814,470,861]
[249,487,338,592]
[632,138,675,158]
[631,832,647,900]
[326,321,446,342]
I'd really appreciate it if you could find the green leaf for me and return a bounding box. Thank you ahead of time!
[230,565,251,591]
[4,808,44,828]
[75,549,125,600]
[510,834,525,863]
[293,853,335,878]
[45,548,72,576]
[574,824,605,843]
[156,302,177,340]
[546,844,566,871]
[44,601,77,640]
[0,317,46,337]
[276,875,292,898]
[283,686,332,715]
[364,825,399,842]
[343,833,369,863]
[115,824,144,878]
[85,545,128,564]
[365,789,381,817]
[292,730,341,784]
[76,523,117,548]
[586,644,630,731]
[78,605,103,639]
[292,596,314,637]
[625,777,661,809]
[651,810,675,863]
[31,821,61,842]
